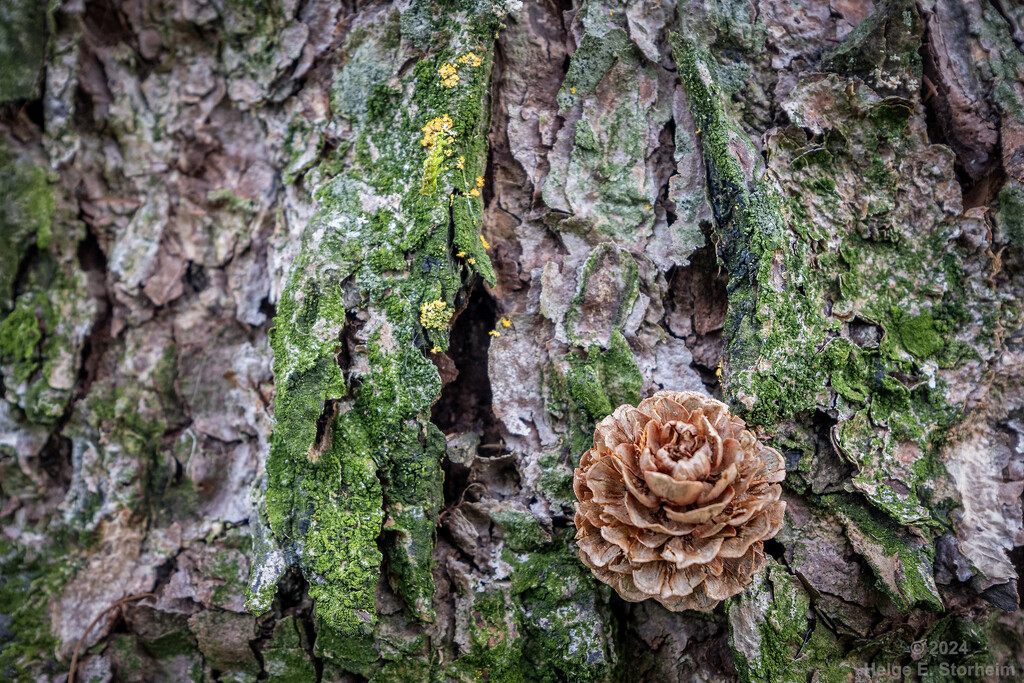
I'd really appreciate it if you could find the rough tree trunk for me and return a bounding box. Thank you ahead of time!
[2,0,1024,681]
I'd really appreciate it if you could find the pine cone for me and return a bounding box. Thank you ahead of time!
[573,390,786,611]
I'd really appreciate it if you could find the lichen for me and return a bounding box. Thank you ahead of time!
[252,1,505,638]
[272,409,384,635]
[419,299,453,330]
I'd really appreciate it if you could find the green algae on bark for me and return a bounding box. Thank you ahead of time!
[0,136,96,428]
[249,1,504,636]
[673,19,986,527]
[671,2,1000,661]
[729,562,853,683]
[0,0,47,103]
[0,539,76,683]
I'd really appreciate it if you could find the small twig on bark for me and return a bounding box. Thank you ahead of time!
[68,593,156,683]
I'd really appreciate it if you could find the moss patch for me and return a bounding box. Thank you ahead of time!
[253,1,504,638]
[0,0,47,102]
[729,562,852,683]
[0,540,75,682]
[0,140,54,306]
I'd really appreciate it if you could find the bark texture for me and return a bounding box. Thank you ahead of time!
[2,0,1024,681]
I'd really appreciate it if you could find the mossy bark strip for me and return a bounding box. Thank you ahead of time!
[249,2,503,635]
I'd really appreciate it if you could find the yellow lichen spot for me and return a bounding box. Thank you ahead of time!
[430,346,442,354]
[421,115,455,148]
[449,194,454,206]
[500,317,511,328]
[457,52,483,67]
[419,299,451,330]
[489,330,501,337]
[470,187,481,197]
[715,362,723,379]
[456,251,466,257]
[438,63,460,88]
[457,155,465,170]
[570,86,576,94]
[467,257,476,265]
[479,234,490,249]
[645,205,652,210]
[695,129,701,135]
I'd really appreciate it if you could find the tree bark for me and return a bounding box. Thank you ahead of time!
[2,0,1024,681]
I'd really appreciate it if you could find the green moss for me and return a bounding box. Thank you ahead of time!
[376,422,445,621]
[203,543,249,609]
[566,352,613,421]
[263,647,316,683]
[107,634,149,678]
[546,325,644,471]
[0,141,54,305]
[507,536,617,682]
[537,452,576,507]
[446,591,525,683]
[420,134,452,196]
[0,305,41,380]
[260,616,318,682]
[996,183,1024,249]
[367,83,401,121]
[0,539,75,682]
[914,615,991,682]
[729,563,852,683]
[315,627,379,678]
[892,310,943,360]
[566,330,643,434]
[820,0,922,97]
[372,657,434,683]
[206,188,258,213]
[870,100,914,141]
[306,412,384,635]
[141,629,196,660]
[255,2,505,639]
[555,29,633,110]
[0,0,47,102]
[824,493,943,612]
[595,331,643,407]
[491,508,551,553]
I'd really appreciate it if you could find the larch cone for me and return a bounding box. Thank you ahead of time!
[573,390,786,610]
